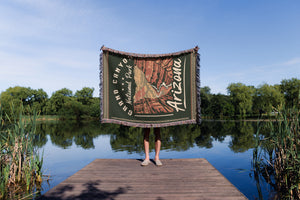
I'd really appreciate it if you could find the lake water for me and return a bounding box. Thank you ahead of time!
[35,120,276,199]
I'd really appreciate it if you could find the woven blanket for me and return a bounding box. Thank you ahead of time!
[99,46,201,127]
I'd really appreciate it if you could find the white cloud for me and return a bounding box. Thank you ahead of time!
[0,1,104,95]
[282,57,300,66]
[0,47,99,94]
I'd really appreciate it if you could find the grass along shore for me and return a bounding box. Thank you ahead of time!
[253,107,300,199]
[0,105,44,200]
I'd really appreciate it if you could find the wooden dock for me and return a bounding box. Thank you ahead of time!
[41,159,247,200]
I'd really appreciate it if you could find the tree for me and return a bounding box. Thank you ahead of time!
[210,94,234,119]
[31,89,48,114]
[88,97,100,118]
[227,83,255,118]
[0,86,48,117]
[75,87,94,105]
[200,86,212,116]
[59,99,86,121]
[253,83,284,116]
[280,78,300,108]
[46,88,73,114]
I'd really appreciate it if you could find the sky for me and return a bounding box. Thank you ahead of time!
[0,0,300,97]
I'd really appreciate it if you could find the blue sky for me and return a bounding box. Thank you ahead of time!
[0,0,299,97]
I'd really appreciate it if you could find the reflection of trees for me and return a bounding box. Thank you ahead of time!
[193,121,234,148]
[109,121,260,154]
[33,120,271,154]
[34,121,118,149]
[110,126,144,154]
[32,123,48,148]
[212,121,235,141]
[229,121,256,153]
[74,130,95,149]
[109,125,202,154]
[195,122,213,148]
[48,122,74,149]
[161,125,200,151]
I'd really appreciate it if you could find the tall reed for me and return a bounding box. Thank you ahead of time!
[0,103,44,200]
[253,107,300,199]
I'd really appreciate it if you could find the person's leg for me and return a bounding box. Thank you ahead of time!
[143,128,150,161]
[154,128,161,161]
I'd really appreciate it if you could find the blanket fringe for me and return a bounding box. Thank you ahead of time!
[101,46,199,58]
[196,52,202,125]
[101,119,197,128]
[99,50,104,123]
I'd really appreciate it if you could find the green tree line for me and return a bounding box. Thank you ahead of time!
[0,86,100,121]
[201,78,300,119]
[0,77,299,120]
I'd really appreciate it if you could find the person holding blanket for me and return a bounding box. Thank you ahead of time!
[141,128,162,166]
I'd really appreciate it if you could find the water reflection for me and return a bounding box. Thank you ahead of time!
[35,121,110,149]
[34,120,259,153]
[34,120,276,199]
[230,121,256,153]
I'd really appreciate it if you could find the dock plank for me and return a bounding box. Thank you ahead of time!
[41,159,247,200]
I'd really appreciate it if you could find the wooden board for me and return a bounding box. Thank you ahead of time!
[41,159,247,200]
